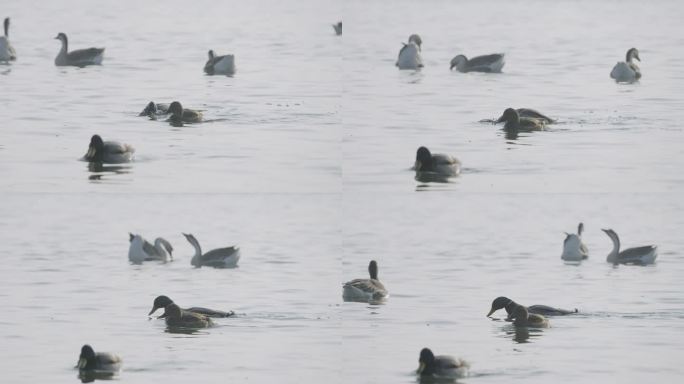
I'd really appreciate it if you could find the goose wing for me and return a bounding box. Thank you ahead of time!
[618,245,656,262]
[67,47,104,65]
[200,246,239,263]
[466,54,503,71]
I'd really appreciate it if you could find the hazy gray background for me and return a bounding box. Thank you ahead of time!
[1,0,683,383]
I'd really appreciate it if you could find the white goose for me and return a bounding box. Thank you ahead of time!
[128,233,173,263]
[54,32,104,67]
[610,48,641,83]
[204,50,235,76]
[561,222,589,261]
[396,34,423,70]
[342,260,388,303]
[602,228,657,265]
[0,17,17,62]
[183,233,240,268]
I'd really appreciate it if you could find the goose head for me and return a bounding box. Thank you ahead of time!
[54,32,68,46]
[207,50,215,60]
[368,260,379,280]
[408,34,422,50]
[4,17,10,38]
[626,48,640,62]
[450,54,467,70]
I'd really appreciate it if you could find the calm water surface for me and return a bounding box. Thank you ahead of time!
[1,0,684,383]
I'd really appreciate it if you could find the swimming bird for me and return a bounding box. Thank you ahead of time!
[162,303,214,328]
[138,101,170,117]
[610,48,641,83]
[602,228,657,265]
[450,53,505,73]
[487,296,577,318]
[148,295,235,318]
[496,108,546,131]
[0,17,17,62]
[183,233,240,268]
[83,134,134,164]
[332,21,342,36]
[167,101,203,124]
[342,260,388,302]
[413,146,461,177]
[509,304,549,328]
[54,32,104,67]
[77,344,122,373]
[204,50,235,76]
[417,348,469,378]
[396,34,423,70]
[493,108,555,124]
[128,233,173,263]
[561,222,589,261]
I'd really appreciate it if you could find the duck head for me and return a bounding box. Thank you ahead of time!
[417,348,435,375]
[78,344,96,369]
[149,295,174,316]
[84,134,105,161]
[487,296,514,317]
[414,146,432,171]
[368,260,379,280]
[496,108,520,124]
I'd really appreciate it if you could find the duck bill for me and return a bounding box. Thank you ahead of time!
[77,358,87,369]
[417,362,426,374]
[486,307,496,317]
[148,305,159,316]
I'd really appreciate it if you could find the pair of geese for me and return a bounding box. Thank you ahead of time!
[395,34,643,83]
[55,32,234,74]
[3,22,234,74]
[561,223,658,265]
[128,233,240,268]
[395,33,505,72]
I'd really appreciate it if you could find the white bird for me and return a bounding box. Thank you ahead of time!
[128,233,173,264]
[343,260,388,302]
[204,50,235,76]
[561,222,589,261]
[54,32,104,67]
[183,233,240,268]
[602,229,657,265]
[396,34,423,70]
[610,48,641,83]
[450,53,505,73]
[0,17,17,62]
